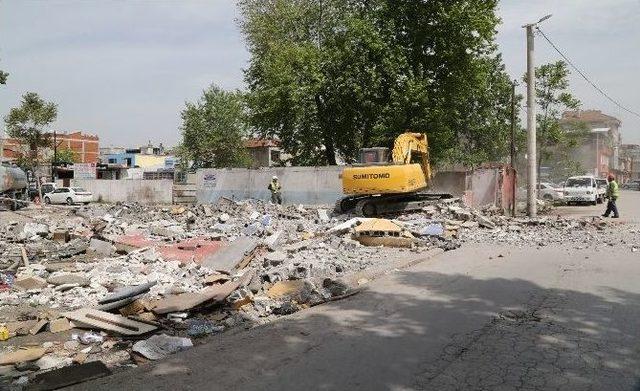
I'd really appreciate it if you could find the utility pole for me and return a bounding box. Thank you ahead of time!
[52,130,57,180]
[510,81,517,217]
[523,14,552,217]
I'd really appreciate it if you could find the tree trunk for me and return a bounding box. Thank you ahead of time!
[323,130,337,165]
[315,93,337,165]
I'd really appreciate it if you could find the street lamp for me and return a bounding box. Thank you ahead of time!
[522,14,552,217]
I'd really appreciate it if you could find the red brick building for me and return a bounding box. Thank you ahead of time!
[1,131,99,163]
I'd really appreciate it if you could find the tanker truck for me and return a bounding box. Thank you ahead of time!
[0,164,28,210]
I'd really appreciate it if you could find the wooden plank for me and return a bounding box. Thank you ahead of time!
[62,308,157,335]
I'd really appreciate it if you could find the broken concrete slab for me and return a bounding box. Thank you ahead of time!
[132,334,193,360]
[283,239,316,252]
[317,209,330,223]
[0,348,46,365]
[201,237,258,273]
[152,271,254,315]
[328,218,373,235]
[267,280,306,299]
[29,320,48,335]
[14,276,48,291]
[262,230,283,250]
[353,219,414,248]
[49,318,73,333]
[88,238,116,256]
[264,251,287,266]
[26,361,111,391]
[46,273,90,287]
[476,215,496,229]
[22,222,49,238]
[62,308,157,336]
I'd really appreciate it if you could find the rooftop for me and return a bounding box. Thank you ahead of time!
[244,138,280,148]
[562,110,621,125]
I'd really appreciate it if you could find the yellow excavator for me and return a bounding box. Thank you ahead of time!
[336,132,451,216]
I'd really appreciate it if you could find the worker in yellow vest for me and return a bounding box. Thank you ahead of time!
[602,174,620,218]
[268,175,282,205]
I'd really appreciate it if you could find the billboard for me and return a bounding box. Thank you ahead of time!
[73,163,97,180]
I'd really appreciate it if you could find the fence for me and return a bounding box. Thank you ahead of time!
[73,179,173,204]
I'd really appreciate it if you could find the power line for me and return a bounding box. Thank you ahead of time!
[536,27,640,119]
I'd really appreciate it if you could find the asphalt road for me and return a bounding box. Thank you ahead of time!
[552,189,640,221]
[72,195,640,391]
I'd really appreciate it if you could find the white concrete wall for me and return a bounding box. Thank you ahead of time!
[196,167,344,205]
[73,179,173,204]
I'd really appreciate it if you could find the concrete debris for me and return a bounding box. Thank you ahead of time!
[14,276,48,291]
[62,308,157,335]
[0,197,620,389]
[353,219,414,248]
[47,273,90,287]
[132,334,193,360]
[0,348,46,365]
[317,209,330,223]
[88,238,116,256]
[49,318,73,333]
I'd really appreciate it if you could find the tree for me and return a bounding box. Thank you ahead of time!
[4,92,58,167]
[178,85,251,168]
[239,0,514,166]
[0,59,7,85]
[525,61,589,181]
[55,147,77,164]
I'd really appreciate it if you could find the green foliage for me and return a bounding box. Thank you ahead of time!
[525,61,588,180]
[179,85,251,168]
[55,147,77,164]
[239,0,515,166]
[4,92,58,167]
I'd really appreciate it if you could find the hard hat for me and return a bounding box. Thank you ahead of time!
[272,175,278,180]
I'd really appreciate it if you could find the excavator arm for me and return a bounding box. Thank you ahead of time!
[391,132,432,182]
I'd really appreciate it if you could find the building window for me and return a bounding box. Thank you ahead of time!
[270,150,281,164]
[108,158,116,164]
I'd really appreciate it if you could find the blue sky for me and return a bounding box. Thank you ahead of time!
[0,0,639,147]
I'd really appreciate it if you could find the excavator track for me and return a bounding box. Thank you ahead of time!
[351,192,453,217]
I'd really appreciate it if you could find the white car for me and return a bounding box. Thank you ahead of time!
[563,176,598,205]
[538,182,564,201]
[44,187,93,205]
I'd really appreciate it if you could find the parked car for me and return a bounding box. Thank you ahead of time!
[621,181,640,190]
[43,187,93,205]
[40,182,57,195]
[538,182,564,201]
[562,176,599,205]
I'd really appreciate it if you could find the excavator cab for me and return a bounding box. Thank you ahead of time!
[359,148,389,164]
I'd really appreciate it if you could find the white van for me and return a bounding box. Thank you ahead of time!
[563,176,598,205]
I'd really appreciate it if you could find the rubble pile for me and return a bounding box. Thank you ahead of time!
[0,198,450,388]
[0,197,619,387]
